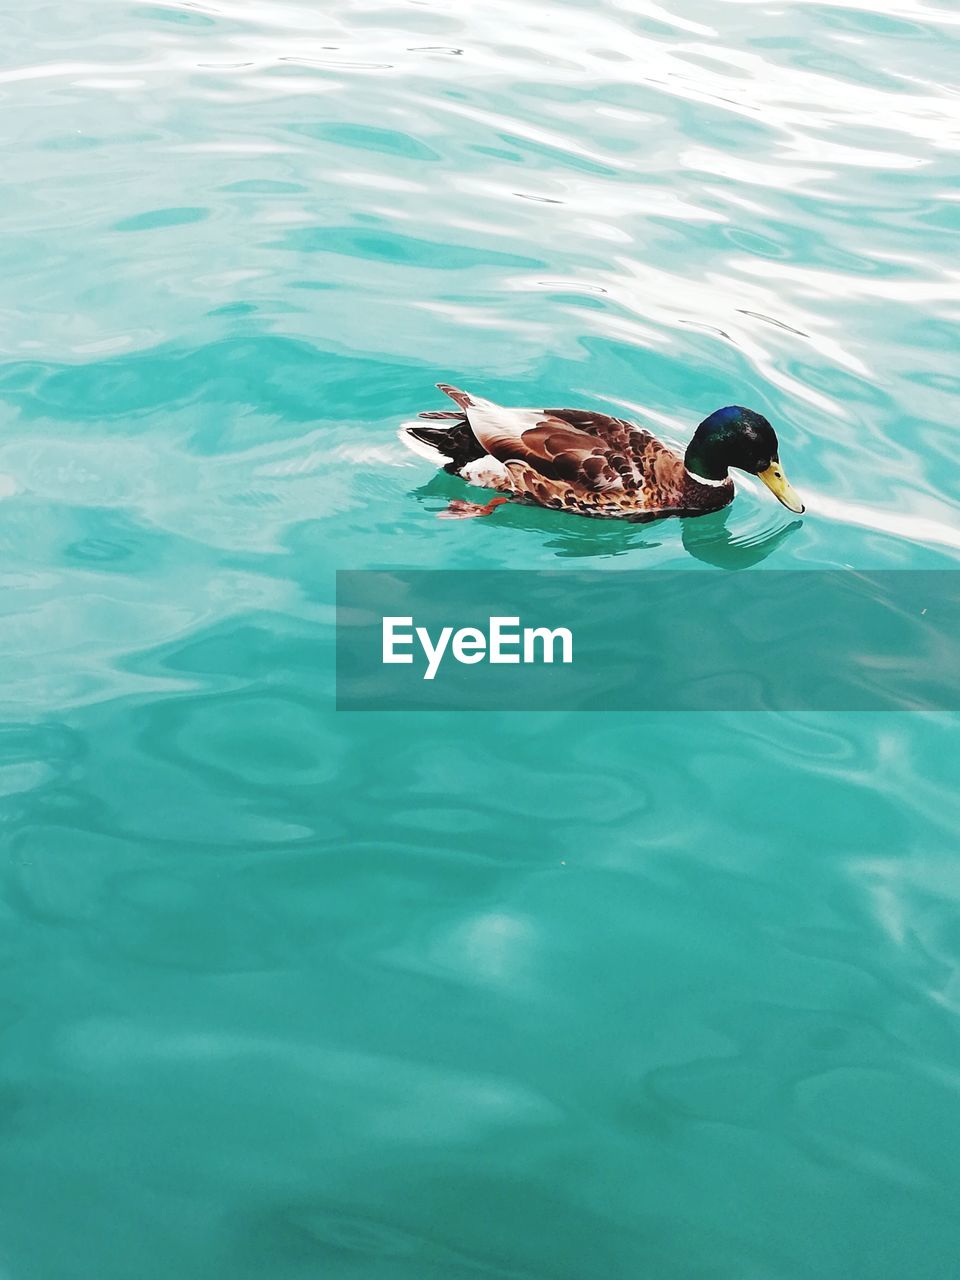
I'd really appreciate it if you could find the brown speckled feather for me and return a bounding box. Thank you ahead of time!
[433,386,734,521]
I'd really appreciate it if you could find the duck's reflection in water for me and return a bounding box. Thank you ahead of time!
[680,504,803,568]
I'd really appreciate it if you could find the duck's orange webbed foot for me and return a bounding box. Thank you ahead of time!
[437,497,510,520]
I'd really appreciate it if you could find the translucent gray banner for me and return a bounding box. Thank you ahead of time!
[336,571,960,711]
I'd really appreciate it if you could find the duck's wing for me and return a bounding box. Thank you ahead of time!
[446,390,671,488]
[541,407,670,491]
[433,384,694,514]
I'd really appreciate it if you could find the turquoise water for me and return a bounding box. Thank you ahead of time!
[2,0,960,1275]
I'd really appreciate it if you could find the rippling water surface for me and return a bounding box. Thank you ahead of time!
[2,0,959,1275]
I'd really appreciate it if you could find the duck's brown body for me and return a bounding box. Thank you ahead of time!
[403,384,735,522]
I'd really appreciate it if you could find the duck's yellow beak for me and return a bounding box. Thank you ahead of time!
[758,462,805,514]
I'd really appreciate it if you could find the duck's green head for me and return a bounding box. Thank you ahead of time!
[685,406,804,513]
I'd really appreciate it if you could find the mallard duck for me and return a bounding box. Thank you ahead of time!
[400,384,804,521]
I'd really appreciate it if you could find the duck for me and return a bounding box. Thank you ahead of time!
[399,384,804,521]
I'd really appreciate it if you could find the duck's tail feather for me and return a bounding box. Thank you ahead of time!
[398,423,454,464]
[436,383,495,412]
[398,415,487,474]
